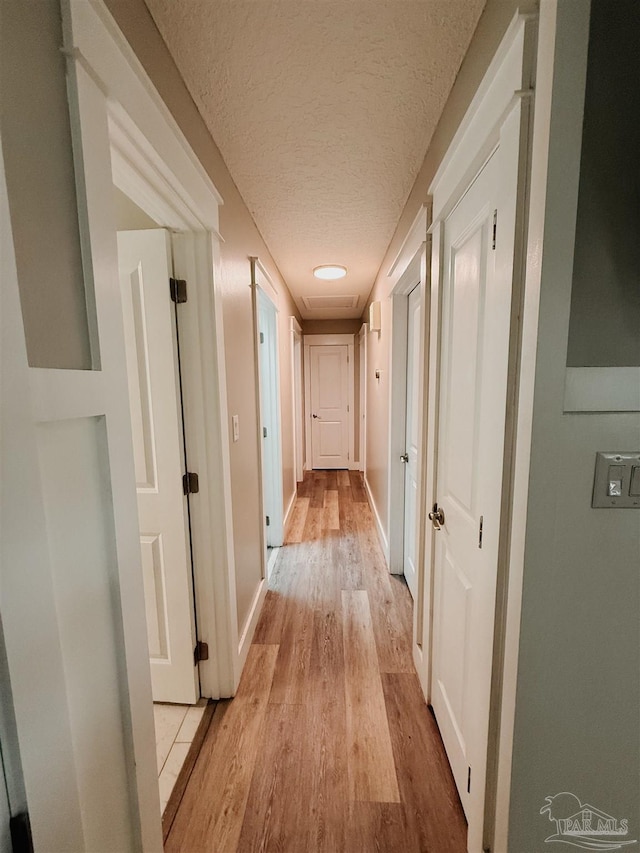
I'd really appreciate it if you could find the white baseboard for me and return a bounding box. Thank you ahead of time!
[283,490,296,534]
[236,577,268,684]
[363,475,390,565]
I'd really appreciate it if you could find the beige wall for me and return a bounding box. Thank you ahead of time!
[105,0,301,633]
[362,0,523,543]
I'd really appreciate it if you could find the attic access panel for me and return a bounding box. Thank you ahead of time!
[301,295,360,311]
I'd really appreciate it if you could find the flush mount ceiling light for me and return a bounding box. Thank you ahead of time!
[313,264,347,281]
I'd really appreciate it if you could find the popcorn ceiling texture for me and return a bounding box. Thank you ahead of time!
[144,0,485,318]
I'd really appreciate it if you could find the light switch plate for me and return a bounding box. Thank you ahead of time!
[592,451,640,508]
[232,414,239,443]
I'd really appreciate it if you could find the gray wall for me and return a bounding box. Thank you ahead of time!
[1,0,91,370]
[567,0,640,367]
[508,2,640,848]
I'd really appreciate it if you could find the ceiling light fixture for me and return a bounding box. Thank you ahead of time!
[313,264,347,281]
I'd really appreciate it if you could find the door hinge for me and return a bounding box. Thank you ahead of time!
[347,404,349,412]
[170,277,188,303]
[266,515,270,527]
[259,331,264,343]
[467,766,472,793]
[194,640,209,665]
[492,210,497,250]
[478,515,484,549]
[183,472,199,495]
[263,427,268,438]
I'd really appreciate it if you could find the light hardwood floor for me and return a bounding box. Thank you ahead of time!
[166,471,467,852]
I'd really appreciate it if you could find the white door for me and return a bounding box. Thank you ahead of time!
[309,345,350,469]
[402,285,421,600]
[430,150,513,825]
[118,230,198,705]
[256,286,283,548]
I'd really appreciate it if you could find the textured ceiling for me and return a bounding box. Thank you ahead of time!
[144,0,485,318]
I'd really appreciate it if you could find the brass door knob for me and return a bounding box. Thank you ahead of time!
[429,503,445,530]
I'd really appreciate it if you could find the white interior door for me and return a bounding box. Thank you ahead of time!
[309,345,349,469]
[430,149,514,826]
[118,229,198,705]
[293,333,304,483]
[256,287,284,548]
[402,285,421,600]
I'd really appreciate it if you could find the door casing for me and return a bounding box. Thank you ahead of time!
[290,317,304,483]
[251,261,285,565]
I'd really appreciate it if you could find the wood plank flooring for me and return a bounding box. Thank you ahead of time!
[166,471,467,852]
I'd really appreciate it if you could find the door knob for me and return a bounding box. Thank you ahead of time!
[429,503,445,530]
[312,413,319,419]
[400,453,409,463]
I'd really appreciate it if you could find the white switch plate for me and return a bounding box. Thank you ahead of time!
[232,414,239,442]
[592,451,640,508]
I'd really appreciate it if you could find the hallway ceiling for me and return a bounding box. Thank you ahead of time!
[144,0,485,319]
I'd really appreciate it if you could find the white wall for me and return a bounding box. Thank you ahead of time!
[105,0,301,634]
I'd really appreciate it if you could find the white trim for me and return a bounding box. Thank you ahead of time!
[106,99,236,706]
[303,334,355,470]
[253,256,279,304]
[388,204,429,279]
[108,106,223,241]
[70,0,223,219]
[251,259,285,562]
[564,367,640,412]
[387,205,428,580]
[236,578,268,674]
[358,323,368,472]
[283,489,297,534]
[290,317,304,482]
[363,475,390,563]
[491,5,579,849]
[429,13,536,223]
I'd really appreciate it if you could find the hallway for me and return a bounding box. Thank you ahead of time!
[165,471,467,852]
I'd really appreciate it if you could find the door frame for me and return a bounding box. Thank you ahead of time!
[423,12,537,852]
[357,323,368,472]
[290,317,304,483]
[104,43,239,701]
[56,1,240,843]
[303,334,356,470]
[387,205,431,697]
[251,257,285,571]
